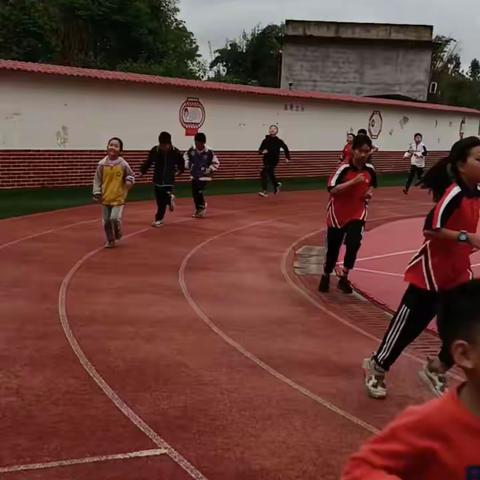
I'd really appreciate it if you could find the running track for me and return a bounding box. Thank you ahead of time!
[0,188,444,479]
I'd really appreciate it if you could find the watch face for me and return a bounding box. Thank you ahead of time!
[459,232,468,242]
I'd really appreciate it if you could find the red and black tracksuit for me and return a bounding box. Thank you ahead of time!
[374,181,480,371]
[324,162,377,274]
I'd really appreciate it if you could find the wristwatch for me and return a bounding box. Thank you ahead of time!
[458,231,469,243]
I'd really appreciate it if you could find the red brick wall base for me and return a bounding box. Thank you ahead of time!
[0,150,447,189]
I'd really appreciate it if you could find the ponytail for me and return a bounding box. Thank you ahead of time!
[420,136,480,202]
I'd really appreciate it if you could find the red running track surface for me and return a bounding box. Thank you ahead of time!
[0,188,445,479]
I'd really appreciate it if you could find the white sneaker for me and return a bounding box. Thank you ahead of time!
[104,241,115,249]
[419,358,448,397]
[258,191,268,198]
[151,220,164,228]
[363,356,387,399]
[274,182,283,195]
[169,194,176,212]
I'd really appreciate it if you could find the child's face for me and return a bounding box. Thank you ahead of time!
[414,135,423,144]
[352,144,372,163]
[195,140,206,150]
[458,146,480,185]
[269,126,278,136]
[107,139,122,157]
[347,134,354,144]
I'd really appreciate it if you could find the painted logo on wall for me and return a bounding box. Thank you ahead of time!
[368,111,383,139]
[179,97,205,136]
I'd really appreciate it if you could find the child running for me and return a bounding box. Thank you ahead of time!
[184,132,220,218]
[140,131,184,227]
[343,279,480,480]
[258,125,291,197]
[364,136,480,400]
[340,133,355,164]
[93,137,135,248]
[403,132,428,194]
[319,135,377,294]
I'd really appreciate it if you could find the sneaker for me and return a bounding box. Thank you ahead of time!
[363,356,387,399]
[274,182,283,195]
[318,274,330,292]
[105,241,115,249]
[403,188,408,195]
[419,358,448,397]
[258,191,268,198]
[151,220,164,228]
[338,276,353,294]
[169,194,176,212]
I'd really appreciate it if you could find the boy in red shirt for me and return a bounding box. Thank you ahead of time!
[340,133,355,164]
[319,135,377,294]
[343,279,480,480]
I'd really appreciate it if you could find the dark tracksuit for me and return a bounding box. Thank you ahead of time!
[140,145,184,221]
[258,135,290,191]
[184,147,220,211]
[374,181,480,371]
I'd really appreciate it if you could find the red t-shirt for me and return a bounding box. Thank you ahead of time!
[342,143,353,163]
[327,162,377,228]
[404,182,480,291]
[342,385,480,480]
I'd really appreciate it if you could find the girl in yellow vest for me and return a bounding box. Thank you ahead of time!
[93,137,135,248]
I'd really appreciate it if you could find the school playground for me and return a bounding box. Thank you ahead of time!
[0,183,469,479]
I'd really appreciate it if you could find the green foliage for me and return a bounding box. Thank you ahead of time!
[0,0,202,78]
[430,35,480,109]
[210,24,283,87]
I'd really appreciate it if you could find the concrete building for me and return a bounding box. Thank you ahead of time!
[0,59,479,189]
[281,20,434,101]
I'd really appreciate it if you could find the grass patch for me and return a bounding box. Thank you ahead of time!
[0,174,406,220]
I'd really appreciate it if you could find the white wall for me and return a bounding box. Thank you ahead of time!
[0,71,478,151]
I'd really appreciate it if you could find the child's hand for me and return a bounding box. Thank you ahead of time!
[468,234,480,250]
[262,149,268,154]
[353,174,367,184]
[125,181,134,191]
[93,194,101,202]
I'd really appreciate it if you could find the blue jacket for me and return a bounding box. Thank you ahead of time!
[184,147,220,181]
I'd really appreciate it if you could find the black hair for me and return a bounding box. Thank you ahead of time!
[158,131,172,145]
[195,132,206,143]
[347,133,356,138]
[420,136,480,201]
[352,134,372,150]
[108,137,123,151]
[414,132,423,138]
[357,128,368,136]
[438,279,480,358]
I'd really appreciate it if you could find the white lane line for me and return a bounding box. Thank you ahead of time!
[178,220,380,435]
[0,219,98,251]
[0,448,166,473]
[281,223,463,382]
[355,249,417,263]
[354,268,403,277]
[58,221,208,480]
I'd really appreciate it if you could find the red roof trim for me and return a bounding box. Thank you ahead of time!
[1,59,480,116]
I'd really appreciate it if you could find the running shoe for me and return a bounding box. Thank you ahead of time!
[419,358,448,397]
[363,356,387,399]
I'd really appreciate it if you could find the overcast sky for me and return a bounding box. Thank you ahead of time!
[179,0,480,68]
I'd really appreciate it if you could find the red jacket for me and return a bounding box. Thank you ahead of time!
[342,385,480,480]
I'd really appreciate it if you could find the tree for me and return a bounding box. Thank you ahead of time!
[469,58,480,81]
[210,24,284,87]
[0,0,202,78]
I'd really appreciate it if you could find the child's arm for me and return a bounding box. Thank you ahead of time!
[259,139,267,155]
[175,150,185,175]
[184,150,191,171]
[92,164,103,200]
[209,152,220,172]
[139,147,155,176]
[280,140,291,162]
[342,406,427,480]
[123,160,135,191]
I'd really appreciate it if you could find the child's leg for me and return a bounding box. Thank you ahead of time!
[102,206,115,243]
[373,285,437,371]
[154,186,169,221]
[110,206,124,240]
[198,181,207,210]
[270,165,278,188]
[323,227,346,275]
[404,165,416,191]
[342,220,364,276]
[192,180,201,210]
[260,165,269,192]
[416,166,424,183]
